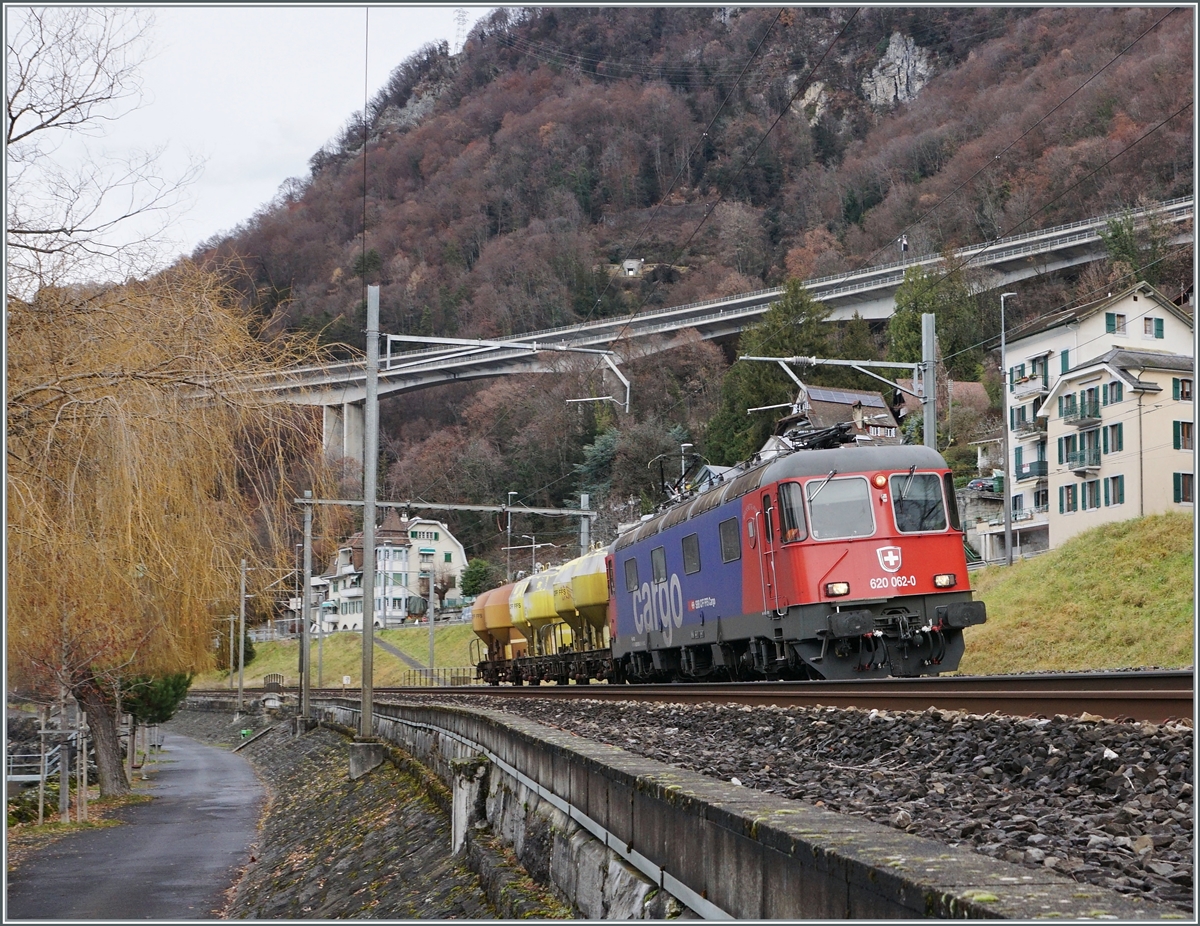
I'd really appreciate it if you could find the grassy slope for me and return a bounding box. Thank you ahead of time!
[958,512,1195,675]
[195,513,1193,687]
[192,623,481,689]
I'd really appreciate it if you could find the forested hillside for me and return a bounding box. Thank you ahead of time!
[192,6,1193,560]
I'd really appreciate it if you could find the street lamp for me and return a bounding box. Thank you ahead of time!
[1000,292,1016,567]
[681,442,693,480]
[506,491,517,580]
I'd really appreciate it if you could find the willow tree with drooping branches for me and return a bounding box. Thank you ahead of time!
[6,262,344,796]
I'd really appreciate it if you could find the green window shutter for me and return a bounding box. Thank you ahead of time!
[1105,312,1116,333]
[1114,382,1122,402]
[1058,396,1064,417]
[1104,479,1110,507]
[1010,407,1015,430]
[1174,420,1181,450]
[1008,367,1015,391]
[1102,427,1108,454]
[1014,446,1023,468]
[1173,473,1182,503]
[1173,378,1180,400]
[444,552,452,563]
[1057,437,1064,464]
[1117,423,1123,451]
[1058,486,1064,513]
[1155,318,1164,338]
[1061,350,1069,373]
[1118,475,1125,504]
[1101,384,1108,405]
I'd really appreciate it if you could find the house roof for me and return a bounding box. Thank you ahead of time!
[774,386,902,446]
[1007,281,1193,346]
[1040,347,1195,409]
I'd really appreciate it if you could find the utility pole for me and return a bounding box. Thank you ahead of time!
[426,570,436,675]
[922,313,938,451]
[237,557,246,714]
[579,493,590,554]
[1000,293,1016,566]
[301,491,312,720]
[361,285,380,739]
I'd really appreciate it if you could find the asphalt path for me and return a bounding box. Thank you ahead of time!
[6,730,263,920]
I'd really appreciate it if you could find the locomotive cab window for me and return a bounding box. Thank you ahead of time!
[682,533,701,574]
[806,476,874,539]
[719,517,741,563]
[778,482,808,542]
[651,546,667,584]
[889,472,948,532]
[623,558,639,593]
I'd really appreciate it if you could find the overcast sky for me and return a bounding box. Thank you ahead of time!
[100,6,491,260]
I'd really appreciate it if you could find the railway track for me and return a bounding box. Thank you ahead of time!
[245,670,1193,724]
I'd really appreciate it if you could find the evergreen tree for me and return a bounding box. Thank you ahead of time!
[706,281,832,465]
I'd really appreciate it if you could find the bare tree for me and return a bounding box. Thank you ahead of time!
[6,7,200,298]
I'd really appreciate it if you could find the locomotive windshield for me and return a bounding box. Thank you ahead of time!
[889,472,948,532]
[806,476,874,539]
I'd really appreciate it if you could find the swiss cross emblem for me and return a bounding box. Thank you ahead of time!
[877,546,903,573]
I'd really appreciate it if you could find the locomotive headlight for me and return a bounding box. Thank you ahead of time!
[872,473,888,488]
[825,581,851,597]
[933,573,957,588]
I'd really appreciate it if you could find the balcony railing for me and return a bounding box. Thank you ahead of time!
[1063,399,1101,426]
[1067,448,1101,470]
[1015,460,1049,481]
[1012,375,1047,400]
[1013,418,1046,437]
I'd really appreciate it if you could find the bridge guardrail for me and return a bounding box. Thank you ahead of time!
[273,197,1193,383]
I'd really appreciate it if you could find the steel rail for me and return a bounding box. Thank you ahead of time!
[265,670,1195,724]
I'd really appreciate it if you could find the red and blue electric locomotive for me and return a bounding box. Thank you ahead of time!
[605,444,986,681]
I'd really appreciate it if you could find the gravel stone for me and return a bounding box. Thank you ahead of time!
[399,694,1193,914]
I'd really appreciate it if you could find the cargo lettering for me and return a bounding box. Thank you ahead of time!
[632,573,684,645]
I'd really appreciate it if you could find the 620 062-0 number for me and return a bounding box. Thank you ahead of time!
[870,575,917,590]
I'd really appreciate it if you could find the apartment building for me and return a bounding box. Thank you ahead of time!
[978,282,1193,559]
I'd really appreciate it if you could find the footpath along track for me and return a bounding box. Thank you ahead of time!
[280,670,1194,724]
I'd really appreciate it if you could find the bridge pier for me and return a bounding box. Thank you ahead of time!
[323,402,364,464]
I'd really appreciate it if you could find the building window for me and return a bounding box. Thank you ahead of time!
[420,553,433,565]
[444,551,452,563]
[1034,488,1049,511]
[1175,421,1194,451]
[1173,473,1194,504]
[1143,317,1164,338]
[1103,423,1123,454]
[1082,479,1101,510]
[1059,484,1078,513]
[1105,312,1127,334]
[1104,475,1125,506]
[1174,378,1193,401]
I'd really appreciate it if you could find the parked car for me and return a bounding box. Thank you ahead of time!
[966,478,992,491]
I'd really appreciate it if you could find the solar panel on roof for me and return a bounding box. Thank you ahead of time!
[805,387,886,407]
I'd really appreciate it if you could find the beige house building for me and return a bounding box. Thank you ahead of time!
[978,282,1193,559]
[1040,348,1194,546]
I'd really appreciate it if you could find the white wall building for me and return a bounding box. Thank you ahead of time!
[978,282,1193,560]
[320,510,467,632]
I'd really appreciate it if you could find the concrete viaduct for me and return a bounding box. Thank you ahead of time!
[251,197,1192,461]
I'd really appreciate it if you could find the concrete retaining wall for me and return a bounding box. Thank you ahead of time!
[313,697,1174,920]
